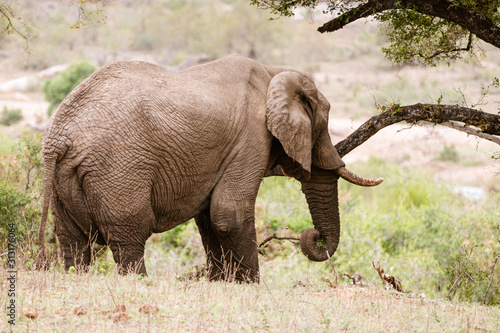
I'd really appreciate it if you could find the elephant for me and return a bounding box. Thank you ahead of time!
[37,54,382,282]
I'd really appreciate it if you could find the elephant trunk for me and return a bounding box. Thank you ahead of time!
[300,167,340,262]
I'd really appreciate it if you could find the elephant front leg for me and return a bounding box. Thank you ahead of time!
[194,207,226,280]
[210,191,260,283]
[109,241,147,276]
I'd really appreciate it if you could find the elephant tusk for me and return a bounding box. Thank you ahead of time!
[336,167,383,187]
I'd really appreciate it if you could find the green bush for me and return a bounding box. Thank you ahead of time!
[42,61,97,116]
[438,145,460,162]
[0,106,23,126]
[0,132,47,260]
[0,180,29,234]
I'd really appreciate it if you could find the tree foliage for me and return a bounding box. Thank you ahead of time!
[0,0,105,52]
[0,1,31,50]
[254,0,500,157]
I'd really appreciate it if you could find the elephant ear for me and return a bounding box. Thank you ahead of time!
[311,92,345,171]
[266,71,318,179]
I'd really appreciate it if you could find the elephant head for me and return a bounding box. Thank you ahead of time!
[266,71,382,262]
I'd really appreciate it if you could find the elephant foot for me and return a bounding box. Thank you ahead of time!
[116,260,147,276]
[109,243,148,276]
[58,236,92,273]
[206,252,259,283]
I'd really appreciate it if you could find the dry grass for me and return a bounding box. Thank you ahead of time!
[3,256,499,332]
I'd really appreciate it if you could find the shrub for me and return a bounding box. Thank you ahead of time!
[0,132,47,260]
[0,106,23,126]
[438,145,460,162]
[42,61,97,116]
[0,180,29,235]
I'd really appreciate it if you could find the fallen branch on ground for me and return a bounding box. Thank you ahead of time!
[372,261,404,292]
[324,276,336,288]
[343,273,365,287]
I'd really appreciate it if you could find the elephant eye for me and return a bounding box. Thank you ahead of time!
[300,94,314,118]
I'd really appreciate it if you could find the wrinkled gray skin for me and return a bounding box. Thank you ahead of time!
[39,54,378,282]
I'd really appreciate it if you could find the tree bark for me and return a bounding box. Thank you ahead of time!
[335,104,500,158]
[318,0,500,50]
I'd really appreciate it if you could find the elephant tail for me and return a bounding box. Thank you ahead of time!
[37,153,57,270]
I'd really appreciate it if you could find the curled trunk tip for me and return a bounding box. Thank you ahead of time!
[300,229,337,262]
[336,166,383,187]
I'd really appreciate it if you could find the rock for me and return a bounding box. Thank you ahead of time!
[38,64,69,79]
[0,76,40,92]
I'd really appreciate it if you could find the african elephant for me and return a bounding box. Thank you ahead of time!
[37,54,382,282]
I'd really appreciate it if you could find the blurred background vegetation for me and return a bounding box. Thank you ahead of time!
[1,0,339,69]
[0,0,499,306]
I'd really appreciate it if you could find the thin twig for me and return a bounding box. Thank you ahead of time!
[106,283,117,307]
[418,33,474,61]
[483,253,500,305]
[440,122,500,145]
[0,4,30,51]
[258,233,300,249]
[446,247,477,301]
[326,253,338,287]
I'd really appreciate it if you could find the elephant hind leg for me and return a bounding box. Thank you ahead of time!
[58,234,92,272]
[100,206,154,276]
[53,198,93,271]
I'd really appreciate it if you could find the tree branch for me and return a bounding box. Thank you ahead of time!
[318,0,500,50]
[418,32,474,61]
[318,0,395,33]
[405,0,500,49]
[440,121,500,146]
[335,104,500,158]
[0,4,29,50]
